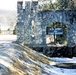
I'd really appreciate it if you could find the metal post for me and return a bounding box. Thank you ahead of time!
[53,22,56,44]
[54,28,56,44]
[43,47,46,54]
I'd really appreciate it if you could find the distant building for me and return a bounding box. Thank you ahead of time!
[0,23,14,35]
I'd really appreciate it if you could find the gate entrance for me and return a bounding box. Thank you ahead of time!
[17,0,76,47]
[46,22,67,46]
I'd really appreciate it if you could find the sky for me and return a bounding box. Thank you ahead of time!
[0,0,56,11]
[0,0,17,11]
[52,0,56,3]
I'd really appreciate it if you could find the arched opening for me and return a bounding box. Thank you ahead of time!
[46,22,67,46]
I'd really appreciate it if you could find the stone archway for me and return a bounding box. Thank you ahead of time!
[46,22,67,46]
[17,0,76,47]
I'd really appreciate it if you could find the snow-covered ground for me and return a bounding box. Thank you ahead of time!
[0,43,76,75]
[48,65,76,75]
[50,57,76,63]
[49,57,76,75]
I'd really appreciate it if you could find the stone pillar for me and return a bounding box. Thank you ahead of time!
[17,1,24,43]
[23,1,39,47]
[67,10,76,45]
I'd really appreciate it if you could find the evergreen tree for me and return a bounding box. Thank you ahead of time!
[57,0,75,9]
[57,0,69,9]
[68,0,74,8]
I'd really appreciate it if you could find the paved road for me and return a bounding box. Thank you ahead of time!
[0,35,17,43]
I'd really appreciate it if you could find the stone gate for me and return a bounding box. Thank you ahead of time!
[17,0,76,47]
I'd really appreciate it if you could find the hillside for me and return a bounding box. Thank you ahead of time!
[0,43,76,75]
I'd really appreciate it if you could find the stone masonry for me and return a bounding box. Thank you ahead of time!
[17,0,76,47]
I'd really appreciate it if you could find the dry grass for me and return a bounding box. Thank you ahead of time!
[0,43,55,75]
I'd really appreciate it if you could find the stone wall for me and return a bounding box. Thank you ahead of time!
[17,1,76,47]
